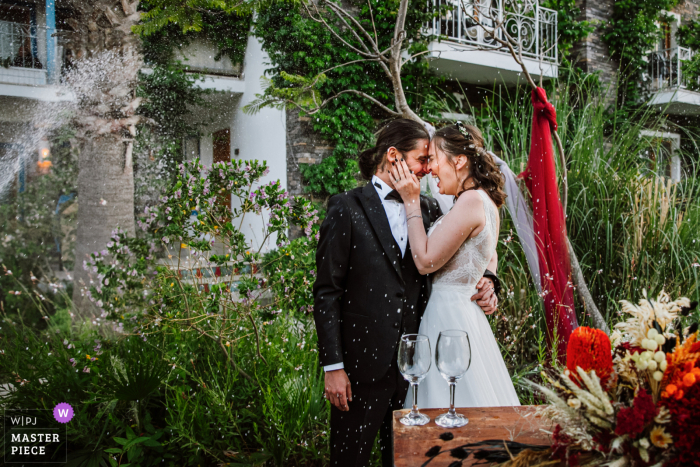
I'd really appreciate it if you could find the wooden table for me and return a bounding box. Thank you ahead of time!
[393,406,554,466]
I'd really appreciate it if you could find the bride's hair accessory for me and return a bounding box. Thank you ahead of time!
[456,121,489,157]
[433,123,507,207]
[456,121,472,140]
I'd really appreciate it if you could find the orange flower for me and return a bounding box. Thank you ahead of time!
[567,327,614,390]
[683,372,697,386]
[661,333,700,399]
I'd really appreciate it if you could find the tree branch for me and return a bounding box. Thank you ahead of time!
[388,0,422,122]
[324,1,380,56]
[300,89,401,117]
[367,0,379,49]
[319,58,384,77]
[321,0,394,78]
[568,238,610,334]
[302,1,380,59]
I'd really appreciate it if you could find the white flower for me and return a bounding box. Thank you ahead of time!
[567,398,581,409]
[610,330,622,347]
[615,291,689,346]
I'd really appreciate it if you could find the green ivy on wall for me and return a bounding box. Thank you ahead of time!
[677,19,700,92]
[131,2,253,218]
[255,0,445,199]
[137,66,209,141]
[136,1,252,67]
[133,1,253,154]
[603,0,679,104]
[541,0,594,63]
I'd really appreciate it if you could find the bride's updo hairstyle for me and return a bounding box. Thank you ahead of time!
[432,123,506,208]
[358,118,430,180]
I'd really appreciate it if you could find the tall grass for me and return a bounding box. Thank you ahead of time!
[455,72,700,385]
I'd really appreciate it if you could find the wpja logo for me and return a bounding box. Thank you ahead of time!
[2,404,72,464]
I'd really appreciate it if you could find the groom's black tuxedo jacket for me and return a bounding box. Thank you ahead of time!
[313,182,443,384]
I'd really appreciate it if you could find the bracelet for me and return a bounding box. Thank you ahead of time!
[406,208,421,217]
[407,214,422,221]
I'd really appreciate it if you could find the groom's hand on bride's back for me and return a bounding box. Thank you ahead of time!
[324,369,353,411]
[472,277,498,315]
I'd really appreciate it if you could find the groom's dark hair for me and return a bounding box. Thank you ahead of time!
[358,119,430,180]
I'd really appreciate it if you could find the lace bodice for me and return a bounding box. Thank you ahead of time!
[429,190,497,288]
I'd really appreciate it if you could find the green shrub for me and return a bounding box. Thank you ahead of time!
[0,129,78,331]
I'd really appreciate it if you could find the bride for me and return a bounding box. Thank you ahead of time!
[391,122,520,408]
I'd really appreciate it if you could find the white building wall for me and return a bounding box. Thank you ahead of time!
[199,134,213,167]
[230,33,287,253]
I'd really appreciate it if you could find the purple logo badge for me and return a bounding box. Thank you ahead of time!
[53,402,73,423]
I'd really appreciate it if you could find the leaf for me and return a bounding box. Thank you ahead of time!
[66,448,112,467]
[142,438,162,447]
[123,437,151,451]
[113,437,129,446]
[104,448,123,454]
[126,445,143,462]
[100,338,169,402]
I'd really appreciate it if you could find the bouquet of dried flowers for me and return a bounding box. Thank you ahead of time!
[494,291,699,467]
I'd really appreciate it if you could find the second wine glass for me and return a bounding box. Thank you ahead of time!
[435,329,471,428]
[397,334,431,426]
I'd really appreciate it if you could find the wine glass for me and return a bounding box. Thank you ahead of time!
[397,334,432,426]
[435,330,471,428]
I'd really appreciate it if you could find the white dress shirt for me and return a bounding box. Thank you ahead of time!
[324,175,409,373]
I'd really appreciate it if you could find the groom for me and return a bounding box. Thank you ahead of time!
[313,119,500,467]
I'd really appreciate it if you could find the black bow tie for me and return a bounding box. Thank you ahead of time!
[383,189,403,203]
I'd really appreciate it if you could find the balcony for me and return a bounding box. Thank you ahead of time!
[0,19,65,101]
[424,0,558,84]
[173,38,242,77]
[647,46,700,115]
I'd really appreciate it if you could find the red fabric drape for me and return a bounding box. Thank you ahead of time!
[519,87,578,359]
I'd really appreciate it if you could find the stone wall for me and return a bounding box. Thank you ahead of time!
[285,108,335,198]
[571,0,618,86]
[674,0,700,23]
[285,108,336,238]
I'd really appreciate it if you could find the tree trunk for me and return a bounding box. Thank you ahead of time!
[72,135,135,317]
[63,0,141,319]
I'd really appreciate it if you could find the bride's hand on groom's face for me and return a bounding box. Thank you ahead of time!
[472,277,498,315]
[390,159,420,205]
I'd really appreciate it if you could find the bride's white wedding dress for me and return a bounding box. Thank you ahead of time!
[405,189,520,409]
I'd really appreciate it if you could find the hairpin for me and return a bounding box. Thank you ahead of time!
[455,121,473,141]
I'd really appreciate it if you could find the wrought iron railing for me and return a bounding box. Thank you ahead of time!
[426,0,558,63]
[647,46,696,91]
[0,20,46,70]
